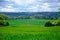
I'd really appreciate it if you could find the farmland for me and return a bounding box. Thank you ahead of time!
[0,19,60,40]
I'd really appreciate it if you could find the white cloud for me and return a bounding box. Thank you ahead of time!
[43,3,49,6]
[41,3,50,11]
[26,3,58,12]
[0,7,16,12]
[0,5,16,12]
[38,0,42,1]
[6,5,13,8]
[12,0,36,6]
[5,0,10,1]
[26,4,39,12]
[39,3,55,12]
[58,3,60,7]
[0,0,59,12]
[41,6,51,11]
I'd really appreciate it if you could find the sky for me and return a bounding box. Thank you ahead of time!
[0,0,60,12]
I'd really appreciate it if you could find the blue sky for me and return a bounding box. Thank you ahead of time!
[0,0,60,12]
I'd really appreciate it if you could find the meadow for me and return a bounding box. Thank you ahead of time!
[0,19,60,40]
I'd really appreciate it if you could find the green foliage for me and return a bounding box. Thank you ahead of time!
[45,21,55,27]
[54,8,60,26]
[0,21,9,26]
[0,14,9,26]
[56,22,60,26]
[0,14,10,20]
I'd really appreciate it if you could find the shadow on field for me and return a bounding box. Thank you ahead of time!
[45,21,60,27]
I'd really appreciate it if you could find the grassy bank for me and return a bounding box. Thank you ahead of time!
[0,19,60,40]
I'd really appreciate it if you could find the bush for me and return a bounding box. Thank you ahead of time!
[0,22,4,26]
[0,21,9,26]
[0,14,10,26]
[45,21,55,27]
[56,22,60,26]
[3,22,9,26]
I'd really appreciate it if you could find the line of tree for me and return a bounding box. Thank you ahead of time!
[0,12,58,20]
[10,15,57,20]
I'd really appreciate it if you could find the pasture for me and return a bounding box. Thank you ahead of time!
[0,19,60,40]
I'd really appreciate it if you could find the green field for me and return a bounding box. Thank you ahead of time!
[0,19,60,40]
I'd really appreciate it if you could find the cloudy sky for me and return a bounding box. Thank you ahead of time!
[0,0,60,12]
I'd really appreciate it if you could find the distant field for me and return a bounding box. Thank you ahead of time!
[0,19,60,40]
[7,19,55,27]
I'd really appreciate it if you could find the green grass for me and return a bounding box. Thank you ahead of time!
[7,19,53,27]
[0,19,60,40]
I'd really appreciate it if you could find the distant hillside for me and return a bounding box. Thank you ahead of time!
[0,12,58,19]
